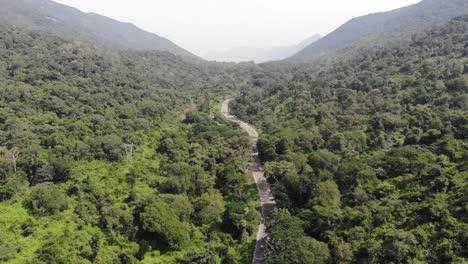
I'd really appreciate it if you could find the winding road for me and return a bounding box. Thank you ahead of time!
[221,99,276,264]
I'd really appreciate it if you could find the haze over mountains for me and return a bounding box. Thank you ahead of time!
[3,0,467,63]
[293,0,468,59]
[0,0,195,57]
[204,34,321,63]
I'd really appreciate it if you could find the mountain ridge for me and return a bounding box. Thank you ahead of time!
[292,0,468,60]
[0,0,196,57]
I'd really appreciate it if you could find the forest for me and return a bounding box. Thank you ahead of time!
[232,15,468,263]
[0,4,467,264]
[0,24,262,263]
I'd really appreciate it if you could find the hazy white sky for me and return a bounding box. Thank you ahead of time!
[53,0,421,56]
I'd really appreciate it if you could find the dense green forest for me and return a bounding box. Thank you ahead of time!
[1,1,467,263]
[232,16,468,263]
[0,25,262,263]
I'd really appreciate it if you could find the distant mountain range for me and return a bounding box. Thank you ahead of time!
[204,34,321,63]
[1,0,465,63]
[292,0,468,60]
[0,0,195,57]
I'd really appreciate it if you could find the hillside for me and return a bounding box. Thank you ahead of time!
[293,0,468,60]
[233,15,468,263]
[205,34,321,63]
[0,0,195,57]
[0,24,263,263]
[1,0,467,263]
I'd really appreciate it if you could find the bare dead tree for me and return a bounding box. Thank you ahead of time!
[124,143,135,164]
[6,148,21,173]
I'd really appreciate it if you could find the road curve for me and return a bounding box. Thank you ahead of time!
[221,99,276,264]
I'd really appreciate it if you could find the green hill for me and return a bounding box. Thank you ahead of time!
[292,0,468,60]
[0,0,195,57]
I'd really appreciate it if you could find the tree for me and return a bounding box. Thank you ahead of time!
[101,203,135,238]
[163,162,197,194]
[335,242,353,264]
[25,183,68,216]
[161,194,194,222]
[264,161,303,208]
[32,227,122,264]
[310,180,341,208]
[265,209,331,264]
[308,150,341,172]
[33,164,54,184]
[98,134,123,162]
[381,229,417,263]
[139,197,191,250]
[5,148,20,173]
[194,190,225,227]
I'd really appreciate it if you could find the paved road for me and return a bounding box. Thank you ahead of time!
[221,99,276,264]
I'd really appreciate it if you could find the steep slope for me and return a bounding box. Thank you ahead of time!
[293,0,468,60]
[205,34,321,63]
[0,0,195,57]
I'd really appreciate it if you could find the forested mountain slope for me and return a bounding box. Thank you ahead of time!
[233,15,468,263]
[1,0,467,263]
[292,0,468,60]
[0,0,195,57]
[0,24,262,263]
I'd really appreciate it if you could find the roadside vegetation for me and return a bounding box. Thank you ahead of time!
[0,25,260,263]
[232,16,468,264]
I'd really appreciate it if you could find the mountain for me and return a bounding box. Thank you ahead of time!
[0,0,195,57]
[205,34,321,63]
[292,0,468,60]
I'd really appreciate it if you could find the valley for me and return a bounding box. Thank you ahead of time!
[0,0,467,263]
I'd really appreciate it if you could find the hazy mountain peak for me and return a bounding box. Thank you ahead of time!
[298,34,322,48]
[204,34,321,63]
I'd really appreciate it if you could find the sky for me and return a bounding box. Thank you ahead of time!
[52,0,421,56]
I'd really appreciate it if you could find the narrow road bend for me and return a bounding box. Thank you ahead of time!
[221,99,276,264]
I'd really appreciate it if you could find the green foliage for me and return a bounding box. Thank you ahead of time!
[140,197,191,250]
[0,24,259,263]
[194,190,226,227]
[34,228,96,264]
[311,180,341,208]
[1,3,467,263]
[25,183,68,216]
[265,209,331,264]
[233,16,468,263]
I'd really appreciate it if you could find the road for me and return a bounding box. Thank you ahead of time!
[221,99,276,264]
